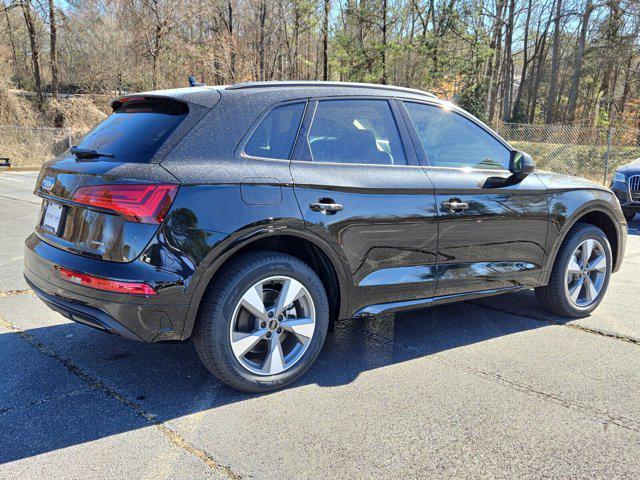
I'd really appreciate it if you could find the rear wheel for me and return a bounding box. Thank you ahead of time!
[535,223,612,318]
[194,251,329,392]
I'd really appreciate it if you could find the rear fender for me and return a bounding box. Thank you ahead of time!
[180,226,351,340]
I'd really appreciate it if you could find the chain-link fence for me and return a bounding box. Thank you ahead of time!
[0,126,86,168]
[496,123,640,185]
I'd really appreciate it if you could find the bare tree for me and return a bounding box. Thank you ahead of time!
[487,0,507,125]
[566,0,595,121]
[19,0,43,104]
[3,1,20,87]
[545,0,563,123]
[48,0,58,100]
[127,0,175,89]
[510,0,533,121]
[323,0,330,80]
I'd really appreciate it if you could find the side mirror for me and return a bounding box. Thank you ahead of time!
[509,150,536,177]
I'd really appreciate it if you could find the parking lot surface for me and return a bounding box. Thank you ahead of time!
[1,170,639,479]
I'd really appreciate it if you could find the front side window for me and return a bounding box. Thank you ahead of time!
[307,99,407,165]
[244,103,305,160]
[404,102,511,170]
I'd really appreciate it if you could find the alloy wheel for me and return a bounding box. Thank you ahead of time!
[229,276,316,376]
[564,239,607,308]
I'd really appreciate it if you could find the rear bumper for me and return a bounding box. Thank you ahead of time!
[24,233,191,342]
[25,276,144,341]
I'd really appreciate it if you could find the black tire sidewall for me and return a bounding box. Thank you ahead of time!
[201,253,329,392]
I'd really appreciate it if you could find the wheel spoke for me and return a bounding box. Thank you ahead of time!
[240,284,268,320]
[281,317,315,343]
[588,254,606,273]
[231,329,267,358]
[568,277,584,303]
[584,276,598,303]
[274,278,305,316]
[567,255,582,275]
[581,240,594,266]
[262,334,285,374]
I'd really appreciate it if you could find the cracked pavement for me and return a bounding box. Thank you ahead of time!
[1,170,639,479]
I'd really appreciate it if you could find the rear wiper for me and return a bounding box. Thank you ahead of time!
[70,146,115,159]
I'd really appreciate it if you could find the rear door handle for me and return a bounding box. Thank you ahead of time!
[442,199,469,212]
[310,200,343,214]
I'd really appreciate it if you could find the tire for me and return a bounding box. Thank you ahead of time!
[623,210,636,222]
[535,223,612,318]
[193,250,329,393]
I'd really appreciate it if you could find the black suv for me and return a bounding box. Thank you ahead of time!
[24,81,627,392]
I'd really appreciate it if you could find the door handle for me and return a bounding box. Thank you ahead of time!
[310,200,343,214]
[442,199,469,212]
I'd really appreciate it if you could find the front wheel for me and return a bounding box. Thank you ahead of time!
[194,251,329,392]
[535,223,612,318]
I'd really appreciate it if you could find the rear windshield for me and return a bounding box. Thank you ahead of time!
[75,98,188,163]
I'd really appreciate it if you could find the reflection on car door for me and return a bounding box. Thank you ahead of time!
[401,100,548,297]
[290,98,439,315]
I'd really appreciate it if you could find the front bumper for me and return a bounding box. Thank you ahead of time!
[611,180,640,211]
[24,234,191,342]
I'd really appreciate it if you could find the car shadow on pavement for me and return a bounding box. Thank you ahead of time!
[0,299,548,465]
[627,217,639,236]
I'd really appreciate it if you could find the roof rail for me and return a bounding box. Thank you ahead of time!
[226,81,437,99]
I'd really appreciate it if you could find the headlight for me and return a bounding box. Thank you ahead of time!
[613,172,626,183]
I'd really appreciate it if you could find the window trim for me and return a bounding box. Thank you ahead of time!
[398,99,515,173]
[294,96,418,168]
[236,99,309,162]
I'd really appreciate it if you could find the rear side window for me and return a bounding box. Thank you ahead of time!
[244,103,305,160]
[404,102,510,170]
[307,99,407,165]
[76,98,188,163]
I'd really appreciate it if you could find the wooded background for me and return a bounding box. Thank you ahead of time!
[0,0,639,132]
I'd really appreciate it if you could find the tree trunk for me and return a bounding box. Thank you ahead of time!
[151,18,164,89]
[545,0,563,124]
[48,0,59,101]
[566,0,593,122]
[510,0,532,122]
[228,0,236,82]
[3,2,20,88]
[486,0,506,126]
[501,0,515,121]
[323,0,330,80]
[380,0,388,84]
[257,0,267,81]
[617,49,634,116]
[599,0,623,119]
[292,5,300,78]
[20,0,43,105]
[528,31,549,123]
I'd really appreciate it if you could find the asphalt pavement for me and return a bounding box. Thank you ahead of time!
[0,170,639,479]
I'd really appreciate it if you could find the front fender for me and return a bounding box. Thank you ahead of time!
[540,188,626,284]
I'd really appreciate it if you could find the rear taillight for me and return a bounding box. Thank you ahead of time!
[57,267,157,295]
[72,184,178,224]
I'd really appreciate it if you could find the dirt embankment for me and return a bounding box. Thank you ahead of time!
[0,77,109,167]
